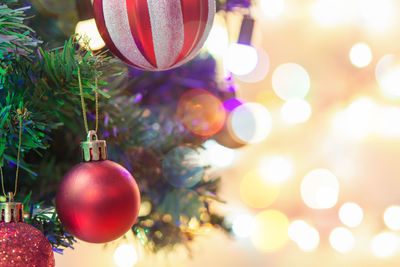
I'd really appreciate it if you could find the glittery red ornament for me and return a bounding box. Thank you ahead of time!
[93,0,215,71]
[56,131,140,243]
[0,198,55,267]
[0,223,55,267]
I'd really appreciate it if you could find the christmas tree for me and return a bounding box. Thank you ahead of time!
[0,0,251,259]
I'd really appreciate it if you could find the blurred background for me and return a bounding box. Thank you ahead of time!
[56,0,400,266]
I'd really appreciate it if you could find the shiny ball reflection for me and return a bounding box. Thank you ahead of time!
[162,147,204,188]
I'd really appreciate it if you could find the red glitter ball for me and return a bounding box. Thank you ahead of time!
[0,222,55,267]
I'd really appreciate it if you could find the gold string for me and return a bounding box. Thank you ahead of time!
[78,66,89,133]
[14,118,22,196]
[0,167,5,198]
[95,75,99,133]
[0,117,23,199]
[78,66,100,134]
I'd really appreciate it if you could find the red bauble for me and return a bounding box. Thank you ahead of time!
[0,222,55,267]
[93,0,215,71]
[56,160,140,243]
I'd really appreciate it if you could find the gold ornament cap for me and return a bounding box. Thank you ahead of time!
[81,130,107,162]
[0,192,24,223]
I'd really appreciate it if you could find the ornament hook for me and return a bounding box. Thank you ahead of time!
[0,192,23,223]
[87,130,99,142]
[81,130,107,162]
[7,192,14,202]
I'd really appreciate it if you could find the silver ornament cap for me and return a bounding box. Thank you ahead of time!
[0,192,24,223]
[81,130,107,162]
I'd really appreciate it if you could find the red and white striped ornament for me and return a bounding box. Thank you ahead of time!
[93,0,215,71]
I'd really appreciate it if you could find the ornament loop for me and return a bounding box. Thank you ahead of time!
[87,130,99,142]
[7,192,14,202]
[81,130,107,162]
[0,192,24,223]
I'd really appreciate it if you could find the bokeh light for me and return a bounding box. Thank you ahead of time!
[379,67,400,98]
[339,202,364,228]
[176,89,226,137]
[236,48,270,83]
[224,43,259,76]
[281,99,312,124]
[376,54,395,83]
[288,220,320,252]
[378,107,400,137]
[332,97,377,140]
[251,210,289,252]
[205,24,229,58]
[384,206,400,231]
[230,103,273,144]
[138,201,152,217]
[259,0,285,19]
[329,227,355,254]
[240,171,280,209]
[376,55,400,98]
[259,156,294,184]
[370,232,399,258]
[201,139,237,168]
[232,214,256,238]
[349,43,372,68]
[114,244,138,267]
[288,220,308,242]
[310,0,352,27]
[272,63,310,101]
[360,0,396,33]
[301,169,339,209]
[75,18,105,51]
[162,146,204,188]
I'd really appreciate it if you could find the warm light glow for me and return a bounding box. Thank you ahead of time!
[251,210,289,252]
[349,43,372,68]
[329,227,355,254]
[338,202,363,228]
[360,0,396,33]
[370,232,399,258]
[236,48,270,83]
[310,0,352,27]
[288,220,320,252]
[114,244,138,267]
[272,63,310,101]
[384,206,400,231]
[202,140,237,168]
[377,55,400,98]
[232,214,256,238]
[205,24,229,57]
[231,103,273,144]
[376,54,395,84]
[378,107,400,137]
[75,18,105,51]
[301,169,339,209]
[288,220,309,243]
[259,156,293,184]
[138,201,152,217]
[240,171,280,209]
[224,43,259,76]
[332,97,377,140]
[259,0,285,18]
[281,99,312,124]
[176,89,226,137]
